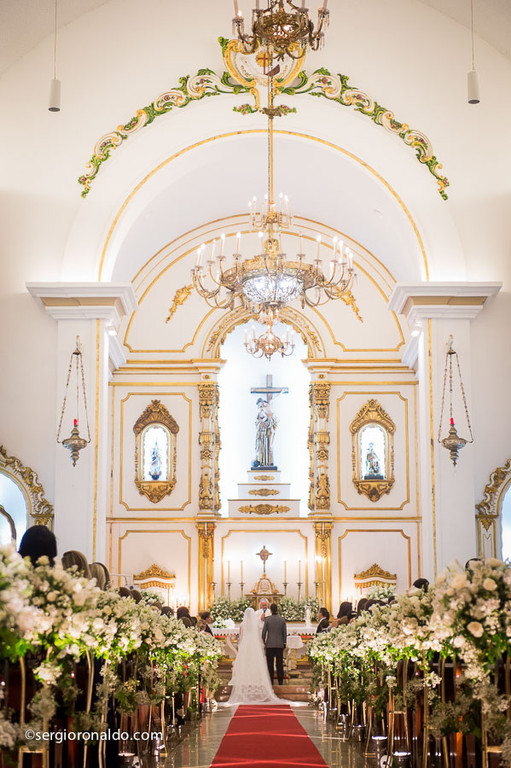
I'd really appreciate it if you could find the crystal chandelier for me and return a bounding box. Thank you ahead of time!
[244,309,295,359]
[437,336,474,466]
[232,0,329,60]
[191,74,355,316]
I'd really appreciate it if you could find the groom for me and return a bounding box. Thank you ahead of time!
[262,603,287,686]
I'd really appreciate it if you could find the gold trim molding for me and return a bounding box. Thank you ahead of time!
[133,563,175,581]
[254,474,275,481]
[248,488,280,496]
[0,445,54,527]
[239,504,290,516]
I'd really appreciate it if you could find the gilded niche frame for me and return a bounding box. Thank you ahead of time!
[133,400,179,504]
[350,399,395,502]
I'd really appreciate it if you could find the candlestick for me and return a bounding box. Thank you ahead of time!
[240,581,244,598]
[227,581,231,601]
[283,581,288,596]
[297,581,302,602]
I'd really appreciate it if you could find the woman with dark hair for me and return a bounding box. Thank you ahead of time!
[337,601,353,621]
[90,561,111,590]
[62,550,91,579]
[18,525,57,566]
[412,577,429,592]
[356,597,369,616]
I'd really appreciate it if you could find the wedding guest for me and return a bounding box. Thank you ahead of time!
[190,616,198,627]
[412,577,429,592]
[161,605,174,617]
[90,562,110,590]
[62,549,91,578]
[337,601,353,621]
[119,586,132,598]
[356,598,369,615]
[198,611,214,635]
[316,607,330,634]
[19,525,57,566]
[176,606,191,620]
[128,588,142,603]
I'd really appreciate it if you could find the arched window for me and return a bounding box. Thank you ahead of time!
[350,399,395,503]
[133,401,179,504]
[501,484,511,561]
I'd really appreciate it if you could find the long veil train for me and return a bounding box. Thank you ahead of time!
[227,607,286,705]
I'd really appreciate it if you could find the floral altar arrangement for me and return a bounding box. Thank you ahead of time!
[210,596,251,624]
[308,558,511,765]
[0,544,223,764]
[279,595,320,622]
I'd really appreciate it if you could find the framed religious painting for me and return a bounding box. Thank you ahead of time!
[349,399,395,502]
[133,400,179,503]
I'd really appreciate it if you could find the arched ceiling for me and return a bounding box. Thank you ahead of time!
[1,0,510,76]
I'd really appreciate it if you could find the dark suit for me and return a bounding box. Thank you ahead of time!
[262,613,287,685]
[316,617,330,634]
[203,624,214,635]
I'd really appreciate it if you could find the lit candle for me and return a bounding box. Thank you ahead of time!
[220,233,225,256]
[299,232,303,253]
[256,0,260,9]
[302,0,305,7]
[241,560,243,581]
[228,560,231,581]
[316,235,322,260]
[347,251,353,270]
[236,232,241,252]
[233,0,240,14]
[284,560,287,581]
[196,247,202,267]
[298,559,301,581]
[322,0,328,10]
[211,239,217,260]
[338,239,344,263]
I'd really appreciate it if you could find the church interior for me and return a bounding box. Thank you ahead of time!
[1,0,511,765]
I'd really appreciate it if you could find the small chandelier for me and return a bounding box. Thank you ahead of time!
[437,336,474,466]
[56,337,91,466]
[232,0,329,60]
[191,61,355,316]
[244,310,295,359]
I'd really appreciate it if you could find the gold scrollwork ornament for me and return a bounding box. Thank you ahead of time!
[239,504,290,516]
[133,400,178,504]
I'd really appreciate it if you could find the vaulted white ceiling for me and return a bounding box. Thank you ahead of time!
[1,0,509,77]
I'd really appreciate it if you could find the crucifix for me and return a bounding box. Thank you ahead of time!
[250,374,288,470]
[256,545,273,576]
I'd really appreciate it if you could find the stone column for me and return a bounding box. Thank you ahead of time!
[389,282,500,577]
[313,521,333,611]
[26,283,136,561]
[308,379,331,516]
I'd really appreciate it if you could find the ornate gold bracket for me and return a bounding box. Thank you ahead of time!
[239,504,290,515]
[354,562,397,593]
[350,399,395,503]
[133,400,179,503]
[248,488,280,496]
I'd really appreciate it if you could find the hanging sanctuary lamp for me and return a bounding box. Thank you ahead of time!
[437,335,473,466]
[56,337,91,466]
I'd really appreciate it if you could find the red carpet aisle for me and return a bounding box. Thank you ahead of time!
[210,705,329,767]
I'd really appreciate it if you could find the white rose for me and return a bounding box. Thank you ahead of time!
[467,621,484,638]
[453,635,466,648]
[451,572,468,590]
[483,578,497,591]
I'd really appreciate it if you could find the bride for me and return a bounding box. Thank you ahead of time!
[228,607,284,705]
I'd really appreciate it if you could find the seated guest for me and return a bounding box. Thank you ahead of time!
[91,561,111,589]
[316,607,330,634]
[190,615,198,627]
[18,525,57,566]
[62,550,91,578]
[161,606,174,617]
[412,577,429,592]
[198,610,214,635]
[356,597,369,615]
[176,606,191,621]
[180,616,192,628]
[337,601,353,621]
[119,586,132,598]
[128,588,142,603]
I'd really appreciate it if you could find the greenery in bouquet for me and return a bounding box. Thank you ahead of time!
[279,595,319,621]
[210,596,250,623]
[0,545,38,661]
[365,583,396,601]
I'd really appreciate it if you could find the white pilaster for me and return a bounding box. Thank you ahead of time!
[26,283,137,562]
[389,282,501,578]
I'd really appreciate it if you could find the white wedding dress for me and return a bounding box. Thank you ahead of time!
[227,607,284,705]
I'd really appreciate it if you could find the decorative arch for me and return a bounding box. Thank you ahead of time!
[202,304,327,359]
[0,445,54,528]
[475,459,511,559]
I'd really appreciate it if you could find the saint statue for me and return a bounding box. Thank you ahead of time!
[252,398,277,469]
[149,443,162,480]
[365,442,381,478]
